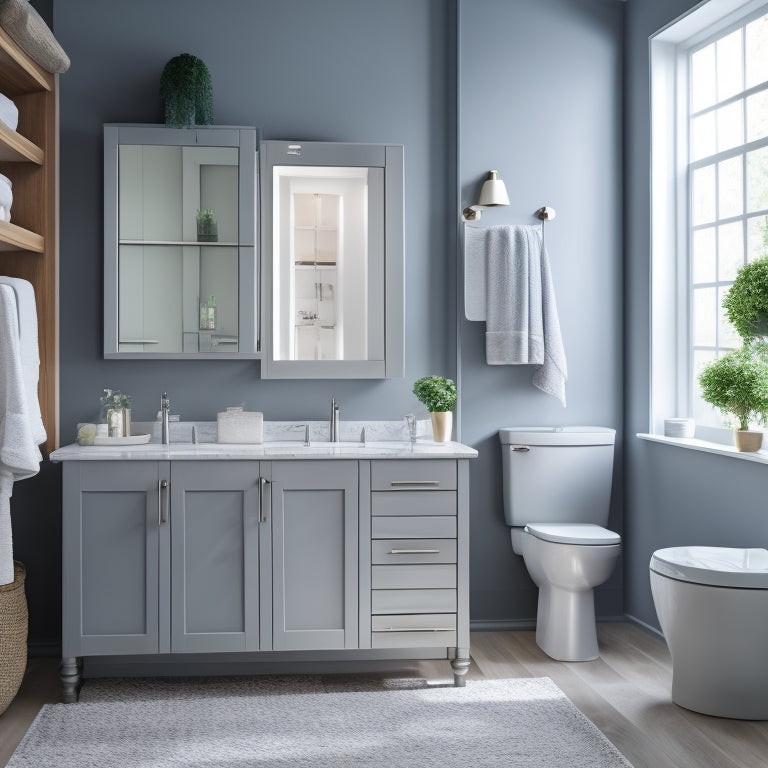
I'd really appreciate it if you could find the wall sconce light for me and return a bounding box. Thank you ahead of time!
[462,170,510,221]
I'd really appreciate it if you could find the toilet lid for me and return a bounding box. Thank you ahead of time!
[524,523,621,546]
[650,546,768,589]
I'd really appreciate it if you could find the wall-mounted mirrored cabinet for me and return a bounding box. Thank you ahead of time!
[260,141,404,379]
[103,125,259,358]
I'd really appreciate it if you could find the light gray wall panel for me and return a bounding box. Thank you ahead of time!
[459,0,624,623]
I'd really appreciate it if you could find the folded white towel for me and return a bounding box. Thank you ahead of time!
[0,173,12,210]
[464,224,567,406]
[0,277,45,446]
[0,91,18,131]
[0,284,42,585]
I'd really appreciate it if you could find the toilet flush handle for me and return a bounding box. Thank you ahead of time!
[512,446,530,452]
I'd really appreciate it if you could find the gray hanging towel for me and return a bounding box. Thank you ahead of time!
[467,224,567,406]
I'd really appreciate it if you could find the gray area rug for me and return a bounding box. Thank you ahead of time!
[9,676,633,767]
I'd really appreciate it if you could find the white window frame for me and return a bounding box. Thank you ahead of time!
[650,0,768,444]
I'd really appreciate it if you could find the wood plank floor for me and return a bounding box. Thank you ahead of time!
[1,623,767,767]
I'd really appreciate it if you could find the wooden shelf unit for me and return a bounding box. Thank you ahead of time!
[0,25,59,454]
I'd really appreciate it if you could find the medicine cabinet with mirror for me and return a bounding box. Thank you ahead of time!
[260,140,404,379]
[103,125,259,358]
[103,129,404,377]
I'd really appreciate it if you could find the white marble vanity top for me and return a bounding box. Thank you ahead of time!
[50,440,477,462]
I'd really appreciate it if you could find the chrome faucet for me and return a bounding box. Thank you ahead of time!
[330,397,340,443]
[161,392,170,445]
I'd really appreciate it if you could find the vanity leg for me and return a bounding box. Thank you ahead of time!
[60,656,82,703]
[451,649,471,687]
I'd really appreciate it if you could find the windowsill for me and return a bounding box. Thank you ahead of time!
[637,433,768,465]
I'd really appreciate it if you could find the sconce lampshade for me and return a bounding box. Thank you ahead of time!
[478,170,509,207]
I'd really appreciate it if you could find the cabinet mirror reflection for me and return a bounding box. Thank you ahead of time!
[104,126,258,359]
[272,165,382,362]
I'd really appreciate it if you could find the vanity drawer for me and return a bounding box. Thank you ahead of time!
[371,490,456,517]
[371,460,456,491]
[371,589,457,614]
[371,539,457,564]
[372,564,456,590]
[371,614,457,648]
[371,515,457,540]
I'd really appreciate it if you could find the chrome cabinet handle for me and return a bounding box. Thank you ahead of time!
[258,477,270,523]
[375,627,454,633]
[158,479,168,525]
[389,548,440,554]
[512,446,530,452]
[389,480,440,486]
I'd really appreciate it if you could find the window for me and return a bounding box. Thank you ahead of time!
[651,0,768,440]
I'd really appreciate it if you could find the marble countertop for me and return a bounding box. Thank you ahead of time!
[50,440,478,462]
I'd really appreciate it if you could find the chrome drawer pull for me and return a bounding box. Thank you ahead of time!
[375,627,454,633]
[512,446,530,452]
[389,548,440,554]
[389,480,440,486]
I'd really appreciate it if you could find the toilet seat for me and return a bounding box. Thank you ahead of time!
[650,546,768,589]
[524,523,620,546]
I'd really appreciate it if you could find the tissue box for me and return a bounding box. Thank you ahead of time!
[217,407,263,444]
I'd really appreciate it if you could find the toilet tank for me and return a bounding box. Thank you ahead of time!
[500,426,615,527]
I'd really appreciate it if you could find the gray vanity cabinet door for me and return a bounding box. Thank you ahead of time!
[169,461,263,653]
[269,460,359,650]
[62,461,169,657]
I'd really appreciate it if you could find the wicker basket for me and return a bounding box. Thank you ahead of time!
[0,561,28,715]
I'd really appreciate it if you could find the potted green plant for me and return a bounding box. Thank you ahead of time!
[722,254,768,339]
[697,342,768,451]
[159,53,214,128]
[196,209,218,242]
[412,375,457,443]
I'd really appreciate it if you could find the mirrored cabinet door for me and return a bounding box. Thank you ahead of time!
[261,141,404,379]
[104,125,259,358]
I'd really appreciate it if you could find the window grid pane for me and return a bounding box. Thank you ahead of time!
[688,15,768,424]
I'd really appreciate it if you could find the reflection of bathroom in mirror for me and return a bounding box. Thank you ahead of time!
[272,165,382,362]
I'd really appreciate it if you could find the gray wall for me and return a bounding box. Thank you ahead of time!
[459,0,624,624]
[13,0,457,648]
[624,0,768,629]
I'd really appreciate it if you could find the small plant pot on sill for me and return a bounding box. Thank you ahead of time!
[430,411,453,443]
[734,429,764,452]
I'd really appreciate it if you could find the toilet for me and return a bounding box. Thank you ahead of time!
[650,546,768,719]
[500,426,621,662]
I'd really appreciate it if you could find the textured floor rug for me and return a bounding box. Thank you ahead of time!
[8,676,633,767]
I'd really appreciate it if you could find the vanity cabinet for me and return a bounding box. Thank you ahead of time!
[268,461,359,651]
[58,452,470,702]
[103,125,259,358]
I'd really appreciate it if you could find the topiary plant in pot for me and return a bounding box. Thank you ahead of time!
[159,53,214,128]
[413,376,457,443]
[722,254,768,339]
[698,341,768,451]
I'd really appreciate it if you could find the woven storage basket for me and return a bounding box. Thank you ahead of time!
[0,561,28,715]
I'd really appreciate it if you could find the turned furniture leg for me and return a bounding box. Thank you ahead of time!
[60,656,82,703]
[451,649,471,687]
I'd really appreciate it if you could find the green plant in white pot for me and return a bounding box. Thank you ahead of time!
[698,342,768,451]
[413,376,457,443]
